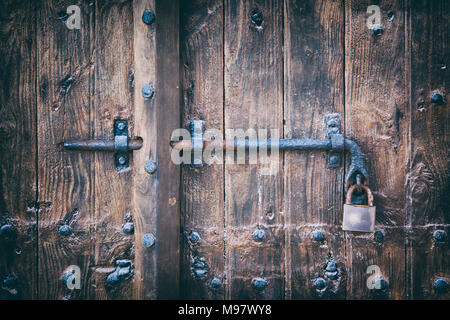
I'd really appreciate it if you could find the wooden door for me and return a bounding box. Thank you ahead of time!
[0,0,448,300]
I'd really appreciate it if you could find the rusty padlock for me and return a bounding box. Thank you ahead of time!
[342,184,376,232]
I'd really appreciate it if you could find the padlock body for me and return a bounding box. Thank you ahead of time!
[342,204,376,232]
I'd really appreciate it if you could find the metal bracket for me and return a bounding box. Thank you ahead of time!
[63,120,142,170]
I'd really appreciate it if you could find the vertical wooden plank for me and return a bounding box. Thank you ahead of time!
[284,0,345,299]
[0,0,37,300]
[154,0,181,299]
[345,0,408,299]
[407,0,449,300]
[180,0,224,299]
[132,0,157,300]
[224,0,284,299]
[37,0,95,300]
[93,0,135,300]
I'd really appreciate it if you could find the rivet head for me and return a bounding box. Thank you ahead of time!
[118,156,127,165]
[0,224,16,242]
[374,230,384,242]
[250,11,263,26]
[211,277,221,289]
[373,277,389,291]
[142,83,155,99]
[142,232,156,248]
[144,160,157,175]
[122,222,134,235]
[433,278,449,294]
[251,277,267,291]
[314,277,327,290]
[252,229,266,242]
[142,10,155,25]
[188,231,201,244]
[58,224,72,236]
[431,92,445,105]
[312,229,325,242]
[370,24,384,36]
[433,230,446,244]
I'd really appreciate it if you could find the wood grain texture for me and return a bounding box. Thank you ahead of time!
[0,0,37,300]
[131,0,157,300]
[224,0,284,299]
[37,0,96,300]
[180,0,225,299]
[284,0,346,299]
[154,0,181,299]
[344,0,408,299]
[93,0,135,300]
[407,0,449,299]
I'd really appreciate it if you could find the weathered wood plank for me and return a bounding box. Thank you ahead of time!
[180,0,225,299]
[0,0,37,300]
[154,0,181,299]
[224,0,284,299]
[407,0,449,300]
[93,0,135,300]
[284,0,346,299]
[131,0,158,300]
[37,0,95,300]
[344,0,408,299]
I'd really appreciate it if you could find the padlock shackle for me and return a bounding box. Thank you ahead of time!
[345,185,374,206]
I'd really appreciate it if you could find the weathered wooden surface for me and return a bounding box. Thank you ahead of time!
[0,0,37,300]
[407,0,449,300]
[37,0,96,300]
[0,0,448,300]
[180,0,225,299]
[224,0,284,299]
[284,0,346,299]
[132,0,158,300]
[344,0,408,299]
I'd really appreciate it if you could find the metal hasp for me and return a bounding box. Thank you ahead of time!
[63,120,143,169]
[173,115,368,188]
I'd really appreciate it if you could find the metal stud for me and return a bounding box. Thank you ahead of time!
[211,277,221,289]
[142,83,155,99]
[142,232,156,248]
[251,277,267,291]
[433,230,446,245]
[58,224,72,236]
[312,229,325,242]
[252,229,266,242]
[144,160,157,175]
[122,222,134,235]
[189,231,201,244]
[314,277,327,290]
[434,278,449,294]
[374,230,384,243]
[142,10,155,25]
[431,92,445,105]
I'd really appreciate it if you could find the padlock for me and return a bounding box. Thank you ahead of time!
[342,184,376,232]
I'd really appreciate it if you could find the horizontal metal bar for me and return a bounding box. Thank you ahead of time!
[63,138,143,152]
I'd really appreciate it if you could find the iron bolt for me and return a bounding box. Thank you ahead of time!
[142,83,155,99]
[142,10,155,25]
[370,24,384,36]
[314,277,327,290]
[189,231,201,244]
[251,277,267,291]
[433,278,449,294]
[211,277,221,289]
[253,229,266,242]
[142,232,156,248]
[374,230,385,242]
[251,11,263,27]
[312,229,325,242]
[433,230,446,243]
[122,222,134,235]
[431,92,445,105]
[58,224,72,236]
[144,160,157,175]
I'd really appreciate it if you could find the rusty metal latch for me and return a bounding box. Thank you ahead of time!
[171,115,369,188]
[63,120,143,169]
